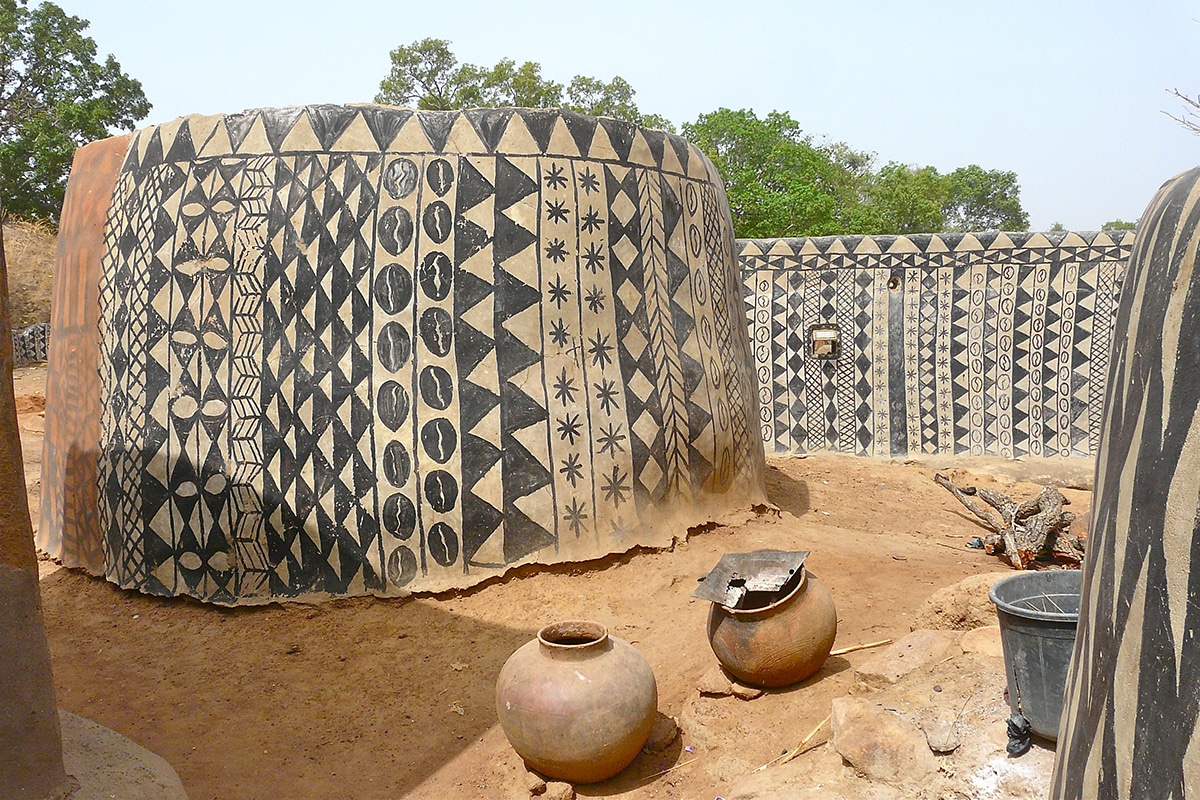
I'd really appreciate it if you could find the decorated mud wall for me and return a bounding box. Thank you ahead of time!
[739,231,1135,459]
[38,105,766,605]
[1053,169,1200,796]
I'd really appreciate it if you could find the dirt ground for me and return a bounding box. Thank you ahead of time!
[4,220,56,329]
[15,364,1089,799]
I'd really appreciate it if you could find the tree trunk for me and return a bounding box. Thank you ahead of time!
[0,218,72,799]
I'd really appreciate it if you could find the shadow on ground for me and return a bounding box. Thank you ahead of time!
[764,465,810,517]
[40,569,536,800]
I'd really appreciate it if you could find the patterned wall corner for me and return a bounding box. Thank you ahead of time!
[45,105,766,605]
[739,231,1135,459]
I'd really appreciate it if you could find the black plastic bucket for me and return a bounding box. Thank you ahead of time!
[989,570,1081,740]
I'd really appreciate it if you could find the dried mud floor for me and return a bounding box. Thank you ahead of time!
[17,366,1089,800]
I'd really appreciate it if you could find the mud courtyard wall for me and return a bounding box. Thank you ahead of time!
[39,106,766,605]
[739,232,1135,459]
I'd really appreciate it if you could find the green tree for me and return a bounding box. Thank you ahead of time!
[0,0,150,222]
[851,163,949,234]
[1101,218,1138,231]
[681,108,868,238]
[1050,222,1066,231]
[941,165,1029,231]
[376,38,670,130]
[683,108,1031,238]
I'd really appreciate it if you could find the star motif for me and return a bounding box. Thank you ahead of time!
[547,274,571,307]
[563,497,589,535]
[579,168,599,195]
[585,285,606,314]
[545,238,568,264]
[557,413,582,445]
[581,241,605,273]
[610,515,631,539]
[597,422,626,455]
[545,198,569,224]
[594,378,619,415]
[600,465,630,506]
[552,367,577,406]
[559,453,583,488]
[580,207,603,234]
[549,318,570,348]
[545,163,568,189]
[588,331,613,370]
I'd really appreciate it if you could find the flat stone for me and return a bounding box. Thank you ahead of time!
[59,709,188,800]
[831,697,937,786]
[697,665,734,696]
[731,682,765,700]
[642,712,679,753]
[524,767,546,795]
[544,781,575,800]
[855,629,962,690]
[960,625,1004,659]
[923,719,962,753]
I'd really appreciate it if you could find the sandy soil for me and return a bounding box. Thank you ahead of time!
[4,220,56,329]
[16,364,1090,799]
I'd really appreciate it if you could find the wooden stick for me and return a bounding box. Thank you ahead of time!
[641,756,700,781]
[778,715,831,765]
[829,638,892,656]
[750,715,831,774]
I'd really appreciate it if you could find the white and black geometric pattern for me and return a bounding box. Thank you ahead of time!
[739,231,1134,459]
[93,105,764,604]
[12,322,50,364]
[1052,168,1200,798]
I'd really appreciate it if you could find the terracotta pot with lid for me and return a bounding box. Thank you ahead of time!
[495,620,657,783]
[706,566,838,688]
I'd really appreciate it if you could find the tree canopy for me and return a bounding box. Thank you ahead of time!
[684,108,1030,238]
[376,38,671,130]
[680,108,867,238]
[0,0,150,222]
[376,41,1032,238]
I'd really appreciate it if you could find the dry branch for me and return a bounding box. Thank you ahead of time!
[934,474,1083,569]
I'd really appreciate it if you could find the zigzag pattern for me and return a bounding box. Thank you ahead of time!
[739,231,1135,459]
[83,106,764,604]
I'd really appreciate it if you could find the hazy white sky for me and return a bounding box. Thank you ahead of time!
[65,0,1199,230]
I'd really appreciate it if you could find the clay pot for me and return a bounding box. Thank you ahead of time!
[495,620,657,783]
[706,568,838,688]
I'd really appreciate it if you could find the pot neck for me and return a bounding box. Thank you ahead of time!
[536,621,612,660]
[724,568,809,616]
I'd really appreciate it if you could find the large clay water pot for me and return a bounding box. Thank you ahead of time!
[706,568,837,688]
[495,620,657,783]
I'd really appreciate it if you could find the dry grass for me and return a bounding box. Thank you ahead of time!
[4,219,56,329]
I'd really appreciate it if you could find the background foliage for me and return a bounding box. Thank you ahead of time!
[0,0,149,223]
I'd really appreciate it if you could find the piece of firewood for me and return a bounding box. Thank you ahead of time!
[934,474,1083,569]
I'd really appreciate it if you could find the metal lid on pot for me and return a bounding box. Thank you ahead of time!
[693,549,810,609]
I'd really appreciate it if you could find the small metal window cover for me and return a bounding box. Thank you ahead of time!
[809,324,841,360]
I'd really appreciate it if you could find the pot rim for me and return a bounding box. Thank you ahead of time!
[717,568,809,617]
[537,620,610,650]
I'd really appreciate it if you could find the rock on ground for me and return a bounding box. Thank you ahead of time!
[830,697,938,786]
[696,665,734,696]
[544,781,574,800]
[642,712,679,754]
[854,629,961,689]
[960,625,1004,658]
